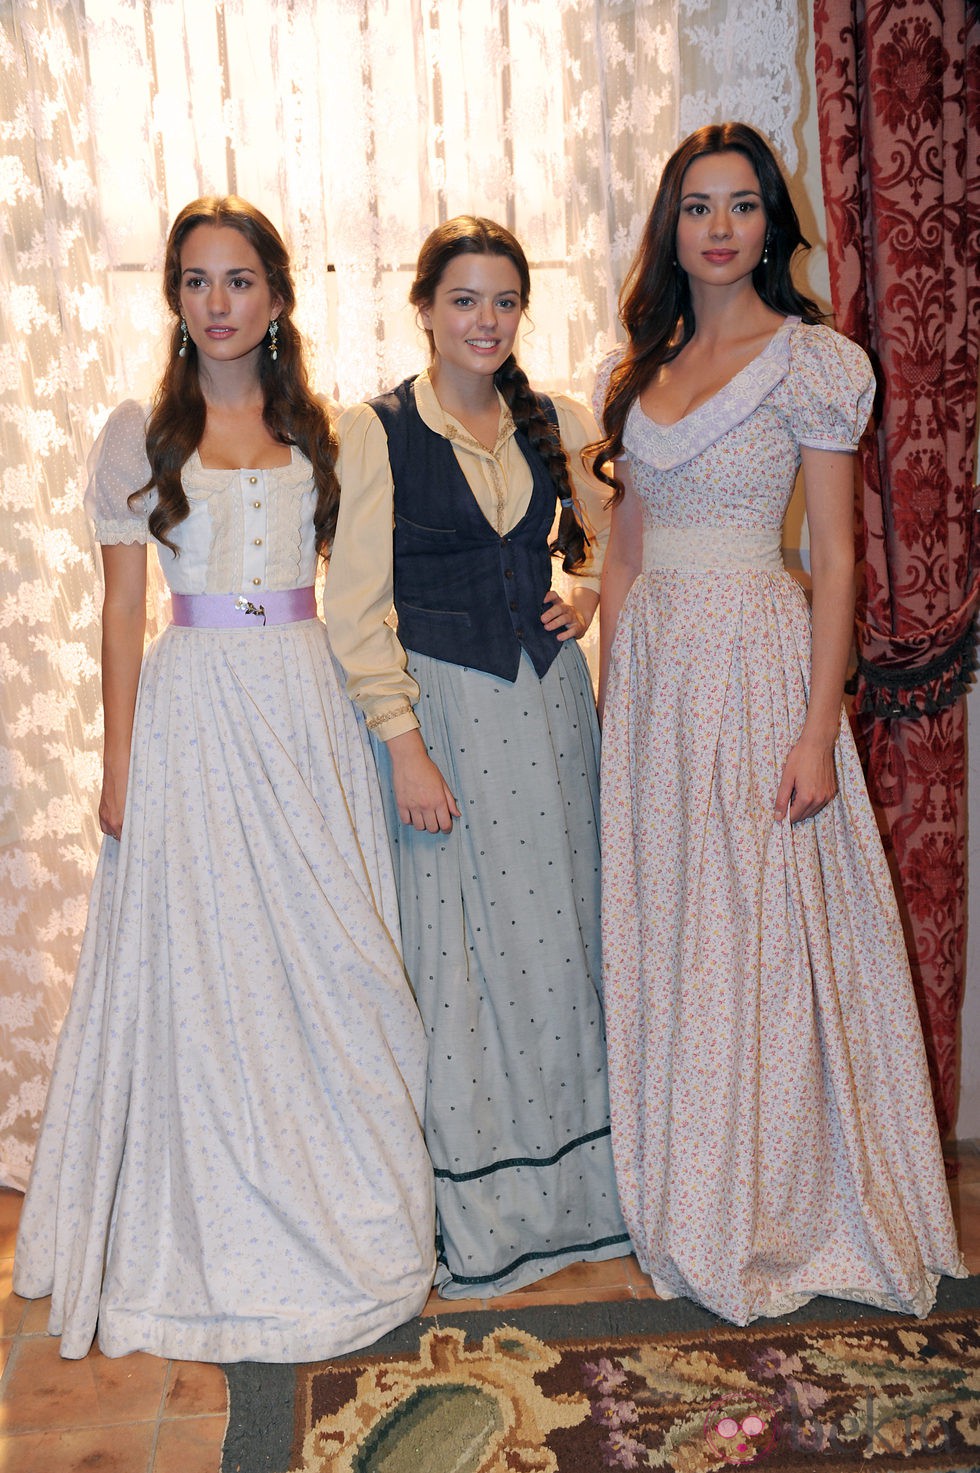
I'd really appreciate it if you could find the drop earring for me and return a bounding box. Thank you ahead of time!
[268,319,279,361]
[762,233,770,266]
[178,319,189,357]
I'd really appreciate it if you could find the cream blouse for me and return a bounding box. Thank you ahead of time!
[324,369,610,741]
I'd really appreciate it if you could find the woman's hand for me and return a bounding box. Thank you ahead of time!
[774,736,838,824]
[98,763,129,840]
[541,589,585,640]
[386,729,461,833]
[541,588,594,641]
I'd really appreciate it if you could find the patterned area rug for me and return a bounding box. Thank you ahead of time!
[221,1277,980,1473]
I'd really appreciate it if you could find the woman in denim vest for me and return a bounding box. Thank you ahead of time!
[326,217,629,1298]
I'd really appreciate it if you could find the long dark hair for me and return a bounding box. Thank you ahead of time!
[137,196,338,556]
[410,215,587,572]
[594,123,823,499]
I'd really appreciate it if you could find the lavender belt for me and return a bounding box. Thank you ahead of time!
[170,587,317,629]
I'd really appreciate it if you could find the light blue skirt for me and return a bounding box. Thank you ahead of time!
[373,641,630,1297]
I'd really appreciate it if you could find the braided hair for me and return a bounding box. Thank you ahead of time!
[409,216,587,571]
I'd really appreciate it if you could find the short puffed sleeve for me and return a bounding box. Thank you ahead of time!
[83,399,154,543]
[787,324,874,451]
[591,345,626,433]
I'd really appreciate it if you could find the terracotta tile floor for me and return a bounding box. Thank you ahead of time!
[1,1142,977,1472]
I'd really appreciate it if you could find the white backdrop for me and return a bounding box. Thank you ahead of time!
[0,0,805,1187]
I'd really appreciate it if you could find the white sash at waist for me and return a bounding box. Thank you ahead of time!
[644,524,784,572]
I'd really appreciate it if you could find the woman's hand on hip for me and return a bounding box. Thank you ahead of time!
[541,589,587,641]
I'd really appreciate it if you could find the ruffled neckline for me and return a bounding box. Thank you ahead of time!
[623,316,800,470]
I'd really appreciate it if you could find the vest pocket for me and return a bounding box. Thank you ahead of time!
[399,599,472,625]
[394,513,458,539]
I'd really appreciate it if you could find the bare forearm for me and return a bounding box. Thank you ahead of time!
[774,448,858,824]
[97,543,147,838]
[799,446,858,747]
[101,602,145,774]
[805,562,854,745]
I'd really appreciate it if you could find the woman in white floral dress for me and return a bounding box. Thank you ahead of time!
[595,124,963,1324]
[14,197,435,1361]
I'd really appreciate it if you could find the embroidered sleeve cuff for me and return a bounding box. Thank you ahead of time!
[368,703,420,741]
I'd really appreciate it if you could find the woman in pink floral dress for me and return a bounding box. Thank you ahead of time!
[594,123,963,1324]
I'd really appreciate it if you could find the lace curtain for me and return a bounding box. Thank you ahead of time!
[0,0,801,1189]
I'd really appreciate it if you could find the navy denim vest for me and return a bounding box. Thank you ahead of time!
[370,378,561,683]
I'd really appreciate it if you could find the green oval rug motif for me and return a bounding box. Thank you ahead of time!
[352,1383,504,1473]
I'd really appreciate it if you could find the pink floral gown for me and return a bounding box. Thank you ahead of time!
[596,318,963,1324]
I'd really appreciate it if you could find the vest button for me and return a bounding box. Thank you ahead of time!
[510,601,518,611]
[504,568,514,579]
[515,628,525,639]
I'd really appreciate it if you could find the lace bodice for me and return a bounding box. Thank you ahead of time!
[84,399,319,594]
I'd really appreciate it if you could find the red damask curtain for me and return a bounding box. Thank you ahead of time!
[814,0,980,1137]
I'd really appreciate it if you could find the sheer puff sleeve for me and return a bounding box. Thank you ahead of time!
[83,399,153,544]
[788,324,875,452]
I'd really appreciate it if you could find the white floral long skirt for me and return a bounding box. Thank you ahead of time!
[15,618,435,1361]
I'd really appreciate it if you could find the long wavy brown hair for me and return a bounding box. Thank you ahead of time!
[136,196,338,556]
[593,123,823,501]
[410,215,588,572]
